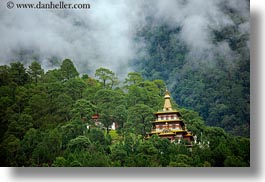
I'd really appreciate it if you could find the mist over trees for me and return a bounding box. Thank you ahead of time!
[0,60,249,167]
[133,2,249,137]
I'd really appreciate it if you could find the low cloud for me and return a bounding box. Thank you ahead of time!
[0,0,249,78]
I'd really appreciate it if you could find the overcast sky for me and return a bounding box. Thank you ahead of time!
[0,0,249,78]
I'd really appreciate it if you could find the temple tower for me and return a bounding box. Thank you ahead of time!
[146,90,194,146]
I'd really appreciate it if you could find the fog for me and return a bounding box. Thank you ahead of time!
[0,0,249,78]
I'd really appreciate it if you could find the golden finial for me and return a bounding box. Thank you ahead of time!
[163,89,172,111]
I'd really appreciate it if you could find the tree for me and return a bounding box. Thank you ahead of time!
[7,114,33,139]
[43,69,63,82]
[28,93,49,128]
[54,94,73,121]
[87,128,106,145]
[95,67,118,89]
[110,143,127,166]
[113,105,128,133]
[52,157,68,167]
[9,62,29,86]
[28,61,44,85]
[46,82,64,103]
[0,134,20,166]
[0,65,11,86]
[153,79,166,96]
[180,108,206,137]
[224,155,247,167]
[32,142,49,166]
[173,154,193,166]
[133,140,160,167]
[67,136,91,153]
[125,81,162,110]
[94,89,125,132]
[124,72,143,87]
[212,139,232,166]
[16,128,40,166]
[13,86,29,114]
[44,128,62,162]
[123,133,141,154]
[0,96,12,140]
[64,78,87,101]
[60,59,79,80]
[60,119,86,149]
[71,99,95,121]
[149,135,171,166]
[99,112,115,133]
[127,104,154,136]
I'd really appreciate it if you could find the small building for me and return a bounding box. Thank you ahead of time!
[146,90,194,146]
[91,114,118,130]
[91,114,102,127]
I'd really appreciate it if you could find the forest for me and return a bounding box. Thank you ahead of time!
[133,13,250,137]
[0,59,250,167]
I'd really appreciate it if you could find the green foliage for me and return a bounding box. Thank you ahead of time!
[95,67,118,89]
[124,72,143,87]
[10,62,29,86]
[0,61,249,167]
[127,104,154,135]
[87,128,106,145]
[110,143,127,166]
[0,134,20,166]
[60,59,79,80]
[64,78,86,101]
[0,65,11,86]
[54,94,73,121]
[71,99,95,120]
[135,16,249,137]
[7,114,33,139]
[224,155,248,167]
[52,157,67,167]
[94,89,125,132]
[28,61,44,84]
[67,136,91,152]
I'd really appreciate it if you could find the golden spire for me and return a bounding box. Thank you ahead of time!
[163,90,172,111]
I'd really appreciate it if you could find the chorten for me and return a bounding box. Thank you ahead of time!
[146,90,194,146]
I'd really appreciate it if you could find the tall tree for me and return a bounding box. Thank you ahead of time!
[124,72,143,87]
[0,135,20,166]
[60,59,79,80]
[113,105,128,132]
[71,99,95,121]
[10,62,29,86]
[0,65,11,86]
[95,67,118,89]
[64,78,87,101]
[127,104,154,135]
[28,61,44,85]
[94,89,125,132]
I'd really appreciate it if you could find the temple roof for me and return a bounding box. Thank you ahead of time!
[163,90,172,111]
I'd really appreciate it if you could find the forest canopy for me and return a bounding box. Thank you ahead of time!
[0,60,250,167]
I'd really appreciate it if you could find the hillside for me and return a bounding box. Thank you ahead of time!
[133,5,249,136]
[0,60,249,167]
